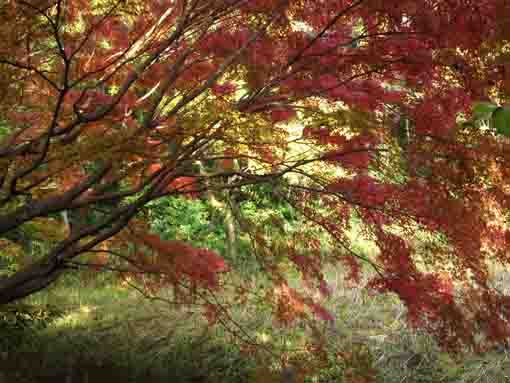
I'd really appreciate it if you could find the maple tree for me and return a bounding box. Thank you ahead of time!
[1,0,510,354]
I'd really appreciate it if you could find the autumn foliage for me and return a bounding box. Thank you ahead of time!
[1,0,510,354]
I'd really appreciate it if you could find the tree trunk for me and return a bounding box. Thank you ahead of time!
[0,256,64,304]
[224,203,238,260]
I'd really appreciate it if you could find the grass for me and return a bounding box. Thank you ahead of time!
[1,274,255,382]
[2,265,510,382]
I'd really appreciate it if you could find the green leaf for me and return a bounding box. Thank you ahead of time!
[492,107,510,136]
[472,102,499,119]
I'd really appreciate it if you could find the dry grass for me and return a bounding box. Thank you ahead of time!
[3,262,510,382]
